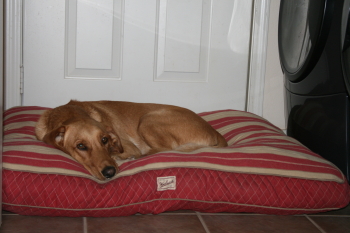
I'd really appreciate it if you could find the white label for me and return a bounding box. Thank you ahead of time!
[157,176,176,191]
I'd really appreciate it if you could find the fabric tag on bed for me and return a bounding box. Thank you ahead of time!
[157,176,176,191]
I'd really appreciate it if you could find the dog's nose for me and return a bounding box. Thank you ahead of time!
[101,166,117,179]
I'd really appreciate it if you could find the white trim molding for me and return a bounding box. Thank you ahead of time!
[246,0,271,116]
[4,0,22,109]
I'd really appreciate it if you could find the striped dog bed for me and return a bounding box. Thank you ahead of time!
[2,106,349,217]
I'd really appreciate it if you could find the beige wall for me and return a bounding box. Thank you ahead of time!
[263,0,285,130]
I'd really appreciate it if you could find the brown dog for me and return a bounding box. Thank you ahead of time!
[35,100,227,180]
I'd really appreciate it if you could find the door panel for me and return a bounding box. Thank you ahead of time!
[155,0,210,81]
[23,0,253,113]
[66,0,123,78]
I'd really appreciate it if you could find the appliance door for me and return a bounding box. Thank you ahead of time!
[286,92,350,181]
[279,0,332,82]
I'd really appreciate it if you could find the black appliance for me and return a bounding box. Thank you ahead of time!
[278,0,350,181]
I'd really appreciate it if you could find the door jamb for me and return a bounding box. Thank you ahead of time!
[5,0,22,109]
[246,0,271,116]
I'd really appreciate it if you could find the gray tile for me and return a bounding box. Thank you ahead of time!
[159,210,197,215]
[0,215,83,233]
[308,204,350,216]
[202,215,321,233]
[87,215,206,233]
[310,216,350,233]
[1,211,18,216]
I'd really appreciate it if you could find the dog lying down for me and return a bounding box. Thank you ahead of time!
[35,100,228,180]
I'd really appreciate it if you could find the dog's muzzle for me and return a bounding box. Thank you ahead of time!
[101,166,117,179]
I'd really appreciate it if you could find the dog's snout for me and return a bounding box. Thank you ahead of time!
[101,166,117,179]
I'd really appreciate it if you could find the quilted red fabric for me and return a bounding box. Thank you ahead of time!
[2,106,350,217]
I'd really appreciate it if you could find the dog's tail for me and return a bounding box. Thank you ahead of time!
[214,132,228,148]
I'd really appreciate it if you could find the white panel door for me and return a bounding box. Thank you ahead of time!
[22,0,253,113]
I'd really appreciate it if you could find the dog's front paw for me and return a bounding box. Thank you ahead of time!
[112,155,135,166]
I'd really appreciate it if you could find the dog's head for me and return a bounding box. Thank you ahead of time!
[38,117,123,180]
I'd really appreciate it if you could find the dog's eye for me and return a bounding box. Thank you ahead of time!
[76,143,87,151]
[101,137,108,144]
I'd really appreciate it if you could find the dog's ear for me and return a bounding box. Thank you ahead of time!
[35,109,52,141]
[106,127,124,154]
[42,126,66,150]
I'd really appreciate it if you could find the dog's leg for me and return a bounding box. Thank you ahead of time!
[111,138,143,160]
[138,110,226,153]
[173,143,206,152]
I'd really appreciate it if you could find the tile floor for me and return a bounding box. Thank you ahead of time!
[0,204,349,233]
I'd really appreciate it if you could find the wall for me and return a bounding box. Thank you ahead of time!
[263,0,285,130]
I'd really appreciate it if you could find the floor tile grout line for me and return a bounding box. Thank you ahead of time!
[199,213,265,216]
[305,215,327,233]
[306,215,350,217]
[196,212,211,233]
[83,217,88,233]
[159,212,198,215]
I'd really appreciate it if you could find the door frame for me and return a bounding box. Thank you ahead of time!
[0,0,4,226]
[4,0,271,116]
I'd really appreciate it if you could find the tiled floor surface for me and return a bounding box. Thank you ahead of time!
[0,204,349,233]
